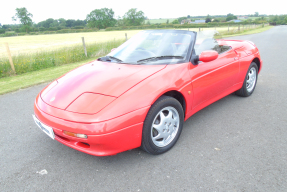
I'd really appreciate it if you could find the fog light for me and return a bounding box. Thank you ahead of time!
[63,131,88,139]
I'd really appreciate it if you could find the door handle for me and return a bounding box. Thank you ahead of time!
[234,57,238,60]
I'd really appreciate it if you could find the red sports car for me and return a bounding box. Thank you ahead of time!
[33,30,262,156]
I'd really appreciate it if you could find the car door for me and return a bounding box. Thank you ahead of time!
[189,42,239,110]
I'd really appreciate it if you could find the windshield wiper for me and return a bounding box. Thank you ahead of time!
[137,55,184,64]
[98,56,122,63]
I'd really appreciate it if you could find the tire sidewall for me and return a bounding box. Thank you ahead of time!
[243,62,258,96]
[142,96,184,154]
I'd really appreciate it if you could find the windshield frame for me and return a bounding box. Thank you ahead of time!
[104,30,197,65]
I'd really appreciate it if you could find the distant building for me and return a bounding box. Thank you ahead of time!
[238,16,248,20]
[188,20,206,24]
[181,19,191,24]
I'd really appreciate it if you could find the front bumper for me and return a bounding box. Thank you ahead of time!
[52,122,143,156]
[34,97,149,156]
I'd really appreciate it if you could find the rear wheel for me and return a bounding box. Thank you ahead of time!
[235,62,258,97]
[141,96,184,155]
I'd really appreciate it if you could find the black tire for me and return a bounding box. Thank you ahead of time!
[235,62,258,97]
[141,96,184,155]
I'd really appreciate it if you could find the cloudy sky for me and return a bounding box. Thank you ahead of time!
[1,0,285,25]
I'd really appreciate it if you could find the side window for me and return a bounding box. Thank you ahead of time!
[194,38,220,55]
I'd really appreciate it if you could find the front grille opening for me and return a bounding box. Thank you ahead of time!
[76,142,90,148]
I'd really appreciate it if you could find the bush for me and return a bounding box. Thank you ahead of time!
[48,27,57,31]
[29,32,39,35]
[74,26,84,29]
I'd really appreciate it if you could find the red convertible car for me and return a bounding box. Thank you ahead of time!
[33,30,262,156]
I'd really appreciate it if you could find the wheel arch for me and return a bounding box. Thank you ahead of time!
[156,90,187,118]
[252,57,261,72]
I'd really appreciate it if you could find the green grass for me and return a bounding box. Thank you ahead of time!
[218,25,273,38]
[0,39,125,78]
[0,58,96,95]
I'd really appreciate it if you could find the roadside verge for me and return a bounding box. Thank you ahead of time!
[0,58,95,95]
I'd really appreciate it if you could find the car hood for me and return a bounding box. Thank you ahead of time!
[41,60,166,110]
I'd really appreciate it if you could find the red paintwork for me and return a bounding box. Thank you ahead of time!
[199,50,218,62]
[34,39,263,156]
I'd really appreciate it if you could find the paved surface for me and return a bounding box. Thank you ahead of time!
[1,26,287,191]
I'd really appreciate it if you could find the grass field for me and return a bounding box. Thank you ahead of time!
[0,30,142,58]
[0,39,125,77]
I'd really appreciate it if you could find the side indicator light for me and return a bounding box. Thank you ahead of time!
[63,131,88,139]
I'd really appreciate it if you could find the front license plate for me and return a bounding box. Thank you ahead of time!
[32,115,55,140]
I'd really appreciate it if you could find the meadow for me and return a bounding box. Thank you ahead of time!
[0,30,142,58]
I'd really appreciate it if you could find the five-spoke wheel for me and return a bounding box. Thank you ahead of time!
[151,106,180,147]
[141,96,184,155]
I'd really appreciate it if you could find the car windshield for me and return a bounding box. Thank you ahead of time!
[105,30,195,65]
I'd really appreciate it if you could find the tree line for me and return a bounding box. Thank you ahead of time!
[0,7,286,35]
[0,7,145,33]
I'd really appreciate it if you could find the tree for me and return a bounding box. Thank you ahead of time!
[50,20,59,28]
[12,7,33,33]
[123,8,145,26]
[206,14,211,23]
[187,15,190,18]
[66,19,76,28]
[172,19,179,24]
[226,13,237,21]
[254,12,259,17]
[74,19,86,27]
[86,8,116,29]
[177,17,187,24]
[166,19,169,24]
[40,18,55,28]
[116,16,124,26]
[58,18,66,27]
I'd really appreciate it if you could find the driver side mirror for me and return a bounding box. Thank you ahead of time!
[198,50,218,62]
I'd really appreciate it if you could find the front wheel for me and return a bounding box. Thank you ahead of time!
[235,62,258,97]
[141,96,184,155]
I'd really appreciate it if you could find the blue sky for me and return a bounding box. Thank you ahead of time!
[1,0,285,25]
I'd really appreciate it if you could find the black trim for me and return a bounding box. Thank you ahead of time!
[189,32,198,65]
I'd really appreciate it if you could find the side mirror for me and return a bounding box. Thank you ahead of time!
[199,50,218,62]
[111,48,116,52]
